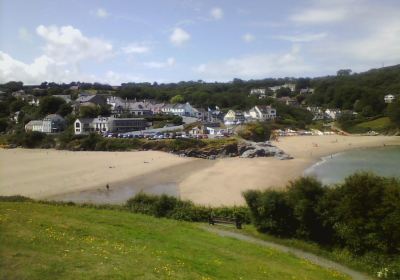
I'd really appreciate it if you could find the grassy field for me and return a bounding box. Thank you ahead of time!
[347,117,393,133]
[0,202,349,280]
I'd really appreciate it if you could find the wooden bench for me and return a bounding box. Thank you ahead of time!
[208,216,242,229]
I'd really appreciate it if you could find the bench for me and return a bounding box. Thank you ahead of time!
[208,216,242,229]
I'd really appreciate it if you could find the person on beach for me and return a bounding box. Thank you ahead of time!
[106,184,110,191]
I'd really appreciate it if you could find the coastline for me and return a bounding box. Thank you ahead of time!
[1,135,399,206]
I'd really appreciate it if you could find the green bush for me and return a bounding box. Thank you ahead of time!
[238,122,271,142]
[243,173,400,255]
[126,193,250,223]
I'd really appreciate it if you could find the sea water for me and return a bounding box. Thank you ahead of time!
[304,146,400,185]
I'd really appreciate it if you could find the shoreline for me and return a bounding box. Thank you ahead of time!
[1,135,399,206]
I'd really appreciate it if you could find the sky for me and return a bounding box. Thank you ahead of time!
[0,0,400,85]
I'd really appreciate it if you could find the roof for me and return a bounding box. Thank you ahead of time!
[26,120,43,126]
[44,114,64,121]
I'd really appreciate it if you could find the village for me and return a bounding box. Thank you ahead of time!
[15,82,392,140]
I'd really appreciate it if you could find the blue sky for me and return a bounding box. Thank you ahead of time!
[1,0,400,84]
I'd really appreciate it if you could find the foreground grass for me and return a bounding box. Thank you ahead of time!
[0,202,349,280]
[225,225,379,278]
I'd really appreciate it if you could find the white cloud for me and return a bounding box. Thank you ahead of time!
[36,25,113,64]
[18,27,32,42]
[144,57,175,69]
[210,7,223,20]
[0,25,114,84]
[290,8,348,24]
[122,42,151,54]
[170,27,190,46]
[276,32,327,42]
[195,45,313,81]
[96,8,108,18]
[242,33,255,43]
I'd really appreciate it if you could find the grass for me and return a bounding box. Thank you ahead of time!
[0,202,349,280]
[347,117,393,133]
[224,225,379,278]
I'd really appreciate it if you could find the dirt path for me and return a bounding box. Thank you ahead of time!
[202,226,372,280]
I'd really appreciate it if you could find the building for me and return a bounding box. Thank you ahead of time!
[384,94,396,103]
[246,105,276,121]
[76,94,107,106]
[249,88,267,99]
[25,114,65,133]
[269,83,296,93]
[278,97,299,107]
[224,110,245,126]
[299,88,315,94]
[325,109,342,120]
[161,102,198,117]
[107,97,153,116]
[74,116,148,135]
[306,106,325,121]
[25,120,45,132]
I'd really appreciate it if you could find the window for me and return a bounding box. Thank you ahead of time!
[75,122,80,128]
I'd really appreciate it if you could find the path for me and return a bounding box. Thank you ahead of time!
[202,226,372,280]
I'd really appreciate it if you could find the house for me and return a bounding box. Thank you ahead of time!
[76,94,107,106]
[325,109,342,120]
[25,114,65,133]
[246,105,276,121]
[269,83,296,93]
[306,106,324,121]
[188,125,206,136]
[11,90,25,98]
[224,110,245,126]
[384,94,396,103]
[107,97,153,116]
[300,88,315,95]
[278,97,299,107]
[25,120,45,132]
[206,127,232,136]
[161,102,197,117]
[74,116,148,135]
[249,88,267,99]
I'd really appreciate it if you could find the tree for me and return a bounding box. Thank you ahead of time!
[170,95,184,104]
[387,100,400,127]
[39,96,65,116]
[79,106,99,118]
[337,69,352,76]
[57,103,73,117]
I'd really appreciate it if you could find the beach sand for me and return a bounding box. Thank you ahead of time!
[1,135,399,206]
[179,135,400,206]
[0,149,204,199]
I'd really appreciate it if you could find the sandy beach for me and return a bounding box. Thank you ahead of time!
[1,135,399,206]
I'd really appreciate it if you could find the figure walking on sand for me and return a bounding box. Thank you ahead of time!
[106,184,110,191]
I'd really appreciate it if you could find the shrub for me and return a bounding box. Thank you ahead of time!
[238,122,271,142]
[126,193,250,223]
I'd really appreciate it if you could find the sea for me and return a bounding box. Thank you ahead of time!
[304,146,400,185]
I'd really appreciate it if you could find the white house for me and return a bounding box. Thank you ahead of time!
[247,105,276,121]
[325,109,341,120]
[25,114,65,133]
[269,83,296,93]
[224,110,245,126]
[249,88,267,99]
[307,106,324,121]
[384,94,396,103]
[161,102,197,117]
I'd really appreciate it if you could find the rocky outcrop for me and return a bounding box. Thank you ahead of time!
[239,141,293,160]
[175,140,292,160]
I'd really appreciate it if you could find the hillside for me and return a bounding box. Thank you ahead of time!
[0,202,349,280]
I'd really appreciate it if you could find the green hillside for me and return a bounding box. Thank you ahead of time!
[0,202,348,280]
